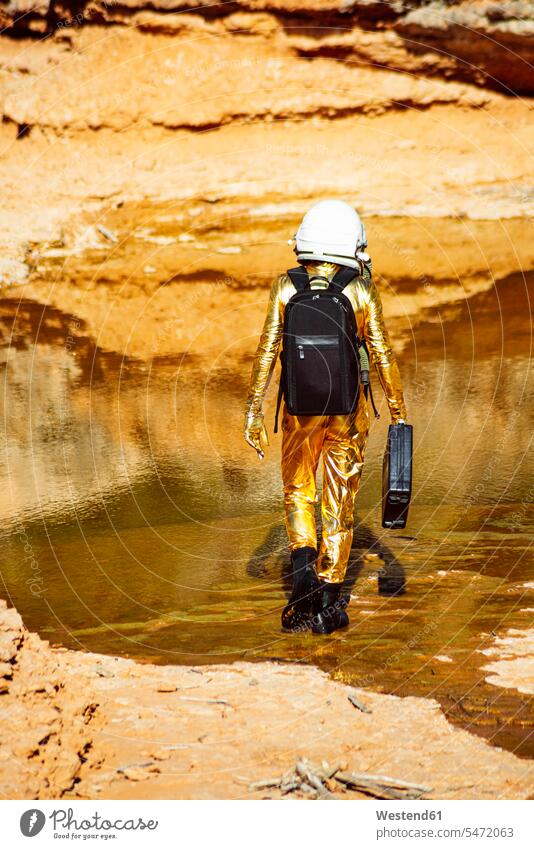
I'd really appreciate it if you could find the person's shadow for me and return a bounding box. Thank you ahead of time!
[246,515,406,599]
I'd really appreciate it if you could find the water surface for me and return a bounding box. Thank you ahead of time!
[1,218,533,758]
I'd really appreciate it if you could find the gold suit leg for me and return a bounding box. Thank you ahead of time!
[281,407,327,551]
[317,398,369,583]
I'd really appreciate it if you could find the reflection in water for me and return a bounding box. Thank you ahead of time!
[249,519,406,604]
[0,267,533,759]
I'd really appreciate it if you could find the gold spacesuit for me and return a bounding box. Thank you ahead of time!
[244,261,406,584]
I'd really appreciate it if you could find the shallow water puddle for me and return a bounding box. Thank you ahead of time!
[0,213,533,758]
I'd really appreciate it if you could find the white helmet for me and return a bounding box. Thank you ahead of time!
[294,200,367,269]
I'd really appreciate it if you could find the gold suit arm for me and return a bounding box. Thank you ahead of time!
[363,280,407,423]
[244,275,284,419]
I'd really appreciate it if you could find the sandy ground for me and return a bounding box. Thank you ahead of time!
[1,599,533,800]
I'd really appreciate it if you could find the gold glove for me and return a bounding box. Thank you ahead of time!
[244,410,269,460]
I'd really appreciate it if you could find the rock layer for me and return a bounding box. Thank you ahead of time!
[2,1,533,93]
[0,0,532,290]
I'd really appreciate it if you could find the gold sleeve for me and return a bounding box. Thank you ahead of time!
[364,280,407,423]
[244,275,285,418]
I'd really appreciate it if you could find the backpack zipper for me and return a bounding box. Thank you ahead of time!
[332,296,348,313]
[298,345,304,359]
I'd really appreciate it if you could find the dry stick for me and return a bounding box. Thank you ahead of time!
[295,760,334,799]
[335,771,431,800]
[249,778,283,790]
[249,761,431,800]
[281,780,301,795]
[335,779,412,801]
[318,762,341,781]
[347,693,373,714]
[301,783,318,795]
[339,771,431,792]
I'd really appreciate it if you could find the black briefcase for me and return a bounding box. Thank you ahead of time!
[382,423,413,529]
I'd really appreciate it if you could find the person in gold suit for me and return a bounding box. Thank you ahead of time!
[244,201,407,634]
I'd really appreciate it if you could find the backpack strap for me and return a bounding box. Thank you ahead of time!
[366,379,380,419]
[273,369,284,434]
[359,340,380,420]
[275,268,308,433]
[329,265,358,292]
[331,266,380,419]
[287,266,310,292]
[273,350,286,434]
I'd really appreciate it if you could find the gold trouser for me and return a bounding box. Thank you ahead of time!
[281,394,369,584]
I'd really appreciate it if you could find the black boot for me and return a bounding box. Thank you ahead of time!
[281,547,320,631]
[310,582,350,635]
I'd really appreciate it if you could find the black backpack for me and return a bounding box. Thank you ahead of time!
[274,265,377,431]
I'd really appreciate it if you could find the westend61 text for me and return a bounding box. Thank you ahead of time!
[376,810,442,821]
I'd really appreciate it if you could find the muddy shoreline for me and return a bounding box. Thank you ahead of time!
[1,598,532,800]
